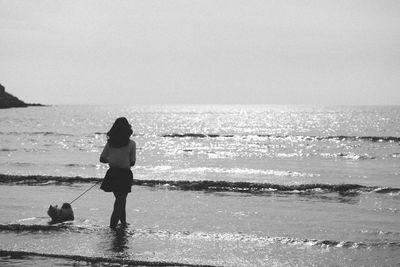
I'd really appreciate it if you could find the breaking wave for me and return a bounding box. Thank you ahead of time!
[162,133,400,143]
[0,224,72,232]
[0,148,18,152]
[0,131,74,137]
[0,225,399,250]
[64,163,99,168]
[0,249,204,267]
[2,130,398,143]
[163,133,234,138]
[136,166,319,178]
[1,174,399,194]
[337,153,376,160]
[0,174,100,185]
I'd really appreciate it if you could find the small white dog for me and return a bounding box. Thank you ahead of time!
[47,203,74,224]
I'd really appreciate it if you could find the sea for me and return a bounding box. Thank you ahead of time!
[0,105,399,266]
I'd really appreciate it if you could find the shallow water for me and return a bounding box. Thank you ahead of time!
[0,105,400,266]
[0,183,399,266]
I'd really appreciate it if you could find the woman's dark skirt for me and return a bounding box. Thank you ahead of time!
[100,167,133,193]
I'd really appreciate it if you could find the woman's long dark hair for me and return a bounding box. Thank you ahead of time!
[107,117,133,148]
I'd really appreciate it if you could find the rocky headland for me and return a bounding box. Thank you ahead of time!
[0,84,44,109]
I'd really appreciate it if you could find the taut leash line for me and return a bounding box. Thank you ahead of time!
[69,181,100,204]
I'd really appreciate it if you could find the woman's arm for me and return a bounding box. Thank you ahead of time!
[100,143,109,164]
[130,140,136,166]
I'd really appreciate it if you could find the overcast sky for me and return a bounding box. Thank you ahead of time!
[0,0,399,105]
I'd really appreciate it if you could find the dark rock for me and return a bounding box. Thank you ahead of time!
[0,83,45,109]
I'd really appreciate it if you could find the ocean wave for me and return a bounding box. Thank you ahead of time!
[0,148,17,152]
[1,131,398,143]
[0,224,72,232]
[372,187,400,193]
[320,152,376,160]
[317,135,400,143]
[0,249,205,267]
[0,131,74,137]
[0,174,100,185]
[162,133,400,143]
[0,226,399,250]
[134,229,400,249]
[137,166,318,178]
[374,207,400,214]
[163,133,234,138]
[1,174,399,194]
[337,153,376,160]
[64,163,100,168]
[9,162,35,167]
[0,162,102,169]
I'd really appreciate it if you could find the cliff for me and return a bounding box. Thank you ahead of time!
[0,84,44,109]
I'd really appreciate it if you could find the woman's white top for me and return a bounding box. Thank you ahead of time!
[101,140,136,169]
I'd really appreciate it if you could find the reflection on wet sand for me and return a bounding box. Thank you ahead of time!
[111,228,129,256]
[98,227,130,258]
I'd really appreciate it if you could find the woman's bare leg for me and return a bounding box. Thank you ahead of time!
[110,192,128,228]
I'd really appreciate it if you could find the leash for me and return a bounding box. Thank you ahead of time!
[69,181,100,204]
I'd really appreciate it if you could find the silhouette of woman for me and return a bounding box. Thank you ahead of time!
[100,117,136,228]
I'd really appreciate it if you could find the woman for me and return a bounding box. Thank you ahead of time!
[100,117,136,229]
